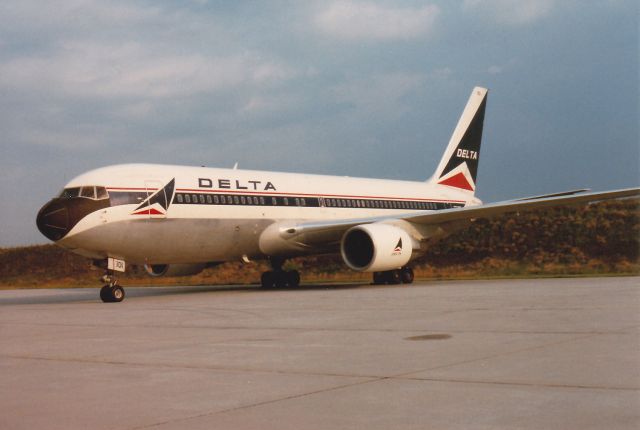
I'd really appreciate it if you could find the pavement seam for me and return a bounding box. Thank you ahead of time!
[129,376,384,430]
[0,354,380,380]
[396,376,640,391]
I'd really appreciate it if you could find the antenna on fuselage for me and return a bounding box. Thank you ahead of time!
[233,162,239,170]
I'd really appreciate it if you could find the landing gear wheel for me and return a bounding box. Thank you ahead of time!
[401,267,414,284]
[100,285,113,303]
[286,270,300,288]
[261,271,276,288]
[100,284,125,302]
[111,285,125,302]
[260,268,301,289]
[386,270,402,285]
[372,272,385,285]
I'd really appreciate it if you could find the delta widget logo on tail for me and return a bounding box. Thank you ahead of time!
[131,179,175,216]
[436,91,486,192]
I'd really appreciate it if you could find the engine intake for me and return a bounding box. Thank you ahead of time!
[341,224,412,272]
[143,263,206,277]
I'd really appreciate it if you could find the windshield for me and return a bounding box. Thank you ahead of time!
[58,186,109,200]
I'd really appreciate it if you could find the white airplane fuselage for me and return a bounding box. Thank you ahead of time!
[51,163,479,264]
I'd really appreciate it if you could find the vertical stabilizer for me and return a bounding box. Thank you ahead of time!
[428,87,488,194]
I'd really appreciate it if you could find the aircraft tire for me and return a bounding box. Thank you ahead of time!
[286,270,300,288]
[386,270,402,285]
[372,272,385,285]
[261,271,276,288]
[111,286,125,302]
[100,285,113,303]
[401,267,414,284]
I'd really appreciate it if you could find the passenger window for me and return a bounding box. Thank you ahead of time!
[234,196,239,204]
[206,195,212,204]
[213,195,219,204]
[177,194,184,203]
[301,198,306,206]
[294,198,300,206]
[185,194,191,203]
[191,194,198,203]
[199,195,205,204]
[260,197,265,205]
[241,196,246,205]
[283,197,289,206]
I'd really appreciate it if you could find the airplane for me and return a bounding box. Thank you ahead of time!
[36,87,639,302]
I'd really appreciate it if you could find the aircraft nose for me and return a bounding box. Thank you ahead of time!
[36,199,70,241]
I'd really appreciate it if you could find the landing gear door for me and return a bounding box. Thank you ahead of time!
[143,180,168,219]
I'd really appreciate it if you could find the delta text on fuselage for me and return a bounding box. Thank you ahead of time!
[198,178,277,191]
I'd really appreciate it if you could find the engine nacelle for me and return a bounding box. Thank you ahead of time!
[143,263,206,277]
[340,223,413,272]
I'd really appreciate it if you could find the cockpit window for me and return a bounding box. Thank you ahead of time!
[96,186,108,199]
[58,186,109,200]
[80,186,95,199]
[59,187,80,198]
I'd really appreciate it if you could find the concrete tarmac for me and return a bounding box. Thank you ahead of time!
[1,277,639,429]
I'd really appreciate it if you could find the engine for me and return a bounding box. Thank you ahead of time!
[340,223,413,272]
[143,263,206,277]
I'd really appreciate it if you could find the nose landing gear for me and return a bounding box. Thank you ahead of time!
[99,273,126,303]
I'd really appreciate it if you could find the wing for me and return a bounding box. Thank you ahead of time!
[270,188,640,249]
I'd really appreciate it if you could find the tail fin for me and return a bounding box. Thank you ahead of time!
[428,87,488,194]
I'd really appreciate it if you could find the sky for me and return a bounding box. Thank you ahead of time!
[0,0,637,246]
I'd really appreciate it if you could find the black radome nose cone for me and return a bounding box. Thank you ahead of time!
[36,199,70,241]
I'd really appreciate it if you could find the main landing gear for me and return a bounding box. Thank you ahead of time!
[260,258,301,288]
[372,267,414,285]
[99,272,126,303]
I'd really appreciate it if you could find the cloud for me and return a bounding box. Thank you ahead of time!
[315,1,440,40]
[0,41,296,100]
[463,0,556,25]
